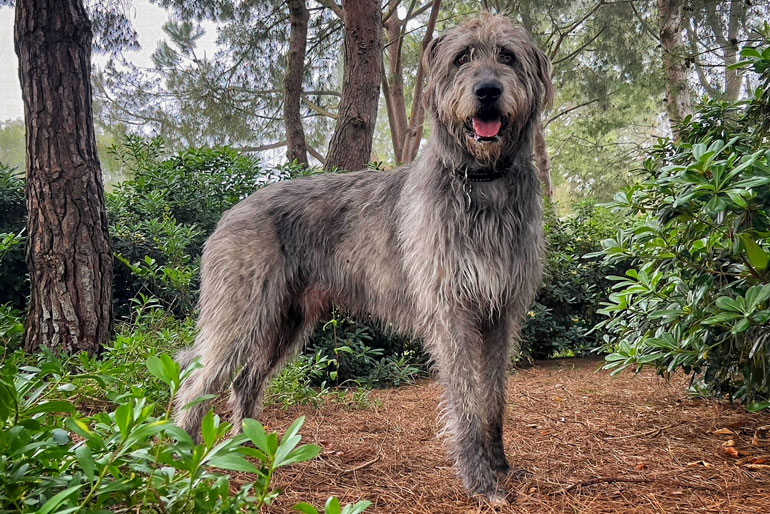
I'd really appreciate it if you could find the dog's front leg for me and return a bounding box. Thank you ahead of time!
[429,320,506,502]
[479,319,513,477]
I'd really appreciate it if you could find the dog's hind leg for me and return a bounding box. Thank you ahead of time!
[174,231,288,441]
[174,313,261,441]
[229,287,328,431]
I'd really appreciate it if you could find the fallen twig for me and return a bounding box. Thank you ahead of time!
[341,456,380,474]
[602,422,685,440]
[559,476,720,494]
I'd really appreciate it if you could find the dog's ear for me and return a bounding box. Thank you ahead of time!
[422,34,446,111]
[422,34,446,75]
[532,46,554,110]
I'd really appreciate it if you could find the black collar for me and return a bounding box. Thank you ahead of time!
[459,168,507,182]
[456,157,512,182]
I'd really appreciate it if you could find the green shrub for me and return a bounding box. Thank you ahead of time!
[304,311,427,389]
[520,201,626,360]
[594,36,770,409]
[0,163,26,310]
[107,137,286,316]
[295,497,372,514]
[0,346,354,512]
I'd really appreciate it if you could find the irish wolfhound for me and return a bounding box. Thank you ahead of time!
[175,14,552,501]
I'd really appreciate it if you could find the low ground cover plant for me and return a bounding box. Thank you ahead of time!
[0,338,368,513]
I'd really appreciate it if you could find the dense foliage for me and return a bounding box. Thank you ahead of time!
[107,136,289,316]
[0,163,26,310]
[595,38,770,409]
[522,201,626,359]
[0,300,370,513]
[0,349,352,512]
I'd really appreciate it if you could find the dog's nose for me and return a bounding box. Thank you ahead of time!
[474,81,503,104]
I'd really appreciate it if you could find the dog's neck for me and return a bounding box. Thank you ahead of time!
[456,160,510,182]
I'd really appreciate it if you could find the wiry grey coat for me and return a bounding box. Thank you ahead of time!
[175,14,553,502]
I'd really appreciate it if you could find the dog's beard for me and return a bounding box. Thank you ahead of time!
[464,134,505,165]
[459,107,510,165]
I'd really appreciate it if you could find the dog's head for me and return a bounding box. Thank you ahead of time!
[424,15,553,165]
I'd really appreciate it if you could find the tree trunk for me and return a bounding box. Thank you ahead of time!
[324,0,383,172]
[383,0,408,164]
[15,0,113,353]
[533,120,553,198]
[658,0,692,142]
[402,0,441,163]
[723,1,743,101]
[285,0,310,166]
[705,0,744,101]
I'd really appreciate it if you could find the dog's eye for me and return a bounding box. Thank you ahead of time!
[455,51,471,67]
[498,52,515,65]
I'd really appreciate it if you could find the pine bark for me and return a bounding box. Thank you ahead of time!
[658,0,692,142]
[285,0,310,166]
[15,0,113,353]
[324,0,383,172]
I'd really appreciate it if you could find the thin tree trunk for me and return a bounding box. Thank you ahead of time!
[658,0,692,142]
[533,120,553,198]
[325,0,383,172]
[285,0,310,166]
[15,0,113,353]
[520,4,553,195]
[383,0,408,163]
[382,60,403,162]
[705,0,744,101]
[724,1,743,101]
[402,0,441,163]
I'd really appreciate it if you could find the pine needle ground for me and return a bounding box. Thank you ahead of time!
[233,358,770,513]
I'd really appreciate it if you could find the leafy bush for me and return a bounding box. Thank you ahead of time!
[265,350,336,408]
[295,497,372,514]
[0,163,26,310]
[0,344,370,513]
[520,201,625,359]
[107,137,288,316]
[594,37,770,409]
[304,312,427,388]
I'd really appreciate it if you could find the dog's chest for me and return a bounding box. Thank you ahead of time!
[454,208,540,306]
[401,194,542,314]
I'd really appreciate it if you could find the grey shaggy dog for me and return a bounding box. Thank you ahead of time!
[175,14,553,502]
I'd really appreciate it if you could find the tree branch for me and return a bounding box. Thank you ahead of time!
[686,20,721,99]
[552,27,606,66]
[301,96,338,119]
[318,0,343,19]
[545,98,600,127]
[382,0,402,24]
[235,140,287,152]
[307,145,326,164]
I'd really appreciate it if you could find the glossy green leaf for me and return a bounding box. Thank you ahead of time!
[739,233,769,270]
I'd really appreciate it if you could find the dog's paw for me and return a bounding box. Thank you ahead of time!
[494,462,511,478]
[479,488,511,508]
[506,467,533,480]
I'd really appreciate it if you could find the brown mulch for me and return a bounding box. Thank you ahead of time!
[235,358,770,513]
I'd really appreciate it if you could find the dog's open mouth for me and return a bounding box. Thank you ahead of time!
[465,108,507,142]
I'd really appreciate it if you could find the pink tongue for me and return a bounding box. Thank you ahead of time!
[472,117,501,138]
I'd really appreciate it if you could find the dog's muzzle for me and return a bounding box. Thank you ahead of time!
[465,80,507,142]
